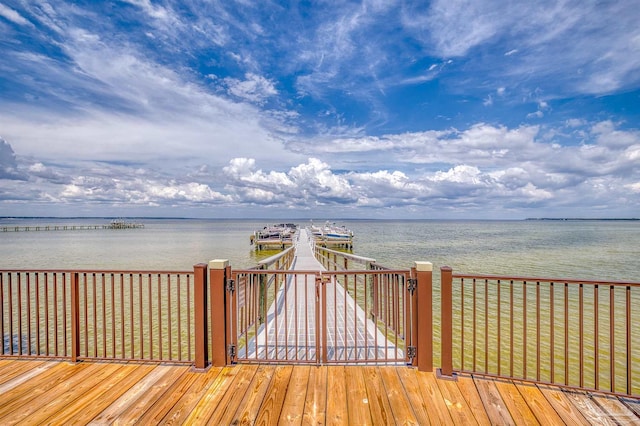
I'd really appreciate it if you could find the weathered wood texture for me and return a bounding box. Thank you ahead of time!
[0,360,637,425]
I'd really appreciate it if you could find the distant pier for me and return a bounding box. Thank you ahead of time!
[1,220,144,232]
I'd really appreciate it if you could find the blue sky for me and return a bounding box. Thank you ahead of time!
[0,0,639,219]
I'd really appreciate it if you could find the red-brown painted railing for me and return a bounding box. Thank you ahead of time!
[1,268,196,364]
[440,266,640,398]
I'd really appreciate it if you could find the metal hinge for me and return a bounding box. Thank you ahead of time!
[226,279,235,292]
[228,344,236,359]
[407,278,417,294]
[407,346,417,360]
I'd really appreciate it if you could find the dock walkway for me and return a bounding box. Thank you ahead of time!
[241,229,400,362]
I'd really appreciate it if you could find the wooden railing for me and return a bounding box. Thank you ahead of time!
[440,267,640,398]
[256,246,295,271]
[1,269,195,363]
[314,245,378,271]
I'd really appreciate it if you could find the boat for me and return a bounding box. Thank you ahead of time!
[308,221,354,249]
[250,223,298,250]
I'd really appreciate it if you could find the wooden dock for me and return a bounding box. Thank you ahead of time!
[1,222,144,232]
[0,359,638,424]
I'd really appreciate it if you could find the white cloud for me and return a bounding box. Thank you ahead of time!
[0,3,32,26]
[225,73,278,104]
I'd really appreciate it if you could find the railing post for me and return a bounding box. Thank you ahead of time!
[209,259,229,367]
[193,263,209,370]
[70,272,80,362]
[440,266,454,377]
[415,261,432,372]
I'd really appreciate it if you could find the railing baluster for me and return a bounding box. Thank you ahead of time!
[70,272,80,362]
[550,282,555,384]
[579,283,584,389]
[26,274,31,355]
[83,273,89,357]
[17,273,23,355]
[510,280,514,378]
[485,278,488,373]
[536,281,540,382]
[35,273,41,356]
[55,273,60,356]
[497,279,501,376]
[564,282,569,386]
[523,280,527,379]
[594,284,599,390]
[102,274,107,358]
[610,284,615,393]
[627,285,632,395]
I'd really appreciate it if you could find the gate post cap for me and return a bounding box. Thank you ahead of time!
[414,261,433,272]
[209,259,229,269]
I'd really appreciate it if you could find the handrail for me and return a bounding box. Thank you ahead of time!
[1,268,196,364]
[256,246,295,270]
[440,266,640,398]
[314,245,377,271]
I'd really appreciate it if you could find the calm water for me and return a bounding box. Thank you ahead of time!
[1,218,638,281]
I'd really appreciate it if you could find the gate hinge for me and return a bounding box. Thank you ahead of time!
[407,346,417,360]
[407,278,417,294]
[228,344,236,359]
[226,279,235,292]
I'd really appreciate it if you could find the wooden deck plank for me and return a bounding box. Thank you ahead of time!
[17,363,129,425]
[326,366,349,425]
[183,365,242,424]
[279,364,310,425]
[514,381,565,425]
[415,371,454,425]
[87,365,177,425]
[232,364,277,424]
[456,375,492,426]
[562,390,618,426]
[3,362,122,425]
[0,362,92,421]
[0,360,54,394]
[620,397,640,418]
[535,384,590,426]
[207,364,259,425]
[136,366,204,425]
[344,365,373,425]
[302,365,327,425]
[0,360,46,385]
[255,365,294,425]
[592,393,640,425]
[379,366,419,425]
[473,376,514,426]
[111,365,189,424]
[361,366,395,426]
[435,374,480,425]
[58,363,157,425]
[396,367,433,425]
[494,379,541,425]
[157,366,224,425]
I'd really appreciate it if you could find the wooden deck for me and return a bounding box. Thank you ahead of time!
[0,359,639,425]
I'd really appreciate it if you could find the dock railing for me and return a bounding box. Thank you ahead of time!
[314,245,378,271]
[1,268,195,364]
[440,266,640,398]
[4,261,640,399]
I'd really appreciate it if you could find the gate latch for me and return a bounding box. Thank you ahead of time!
[407,278,417,294]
